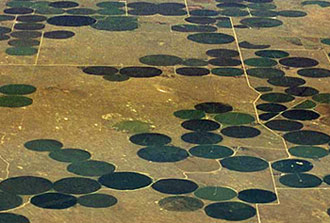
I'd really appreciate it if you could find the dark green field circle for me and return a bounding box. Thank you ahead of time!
[294,100,316,109]
[240,17,283,28]
[255,50,289,58]
[219,8,249,17]
[279,173,322,188]
[247,3,276,10]
[96,1,125,8]
[82,66,118,75]
[4,7,34,15]
[282,109,320,121]
[0,176,53,195]
[283,130,330,145]
[181,119,220,131]
[297,68,330,78]
[278,10,307,17]
[119,66,162,78]
[289,146,328,159]
[185,16,217,25]
[44,30,75,39]
[66,8,96,15]
[103,73,130,82]
[247,68,285,79]
[0,84,36,95]
[206,48,239,57]
[173,109,205,119]
[0,15,15,21]
[0,192,23,211]
[78,194,118,208]
[49,148,91,162]
[244,58,277,67]
[139,54,182,66]
[279,57,318,68]
[194,186,237,201]
[6,47,38,56]
[265,120,303,131]
[14,22,45,31]
[176,67,210,76]
[268,76,306,87]
[35,7,65,15]
[212,68,244,77]
[256,103,287,112]
[49,1,79,8]
[190,9,219,16]
[260,93,295,103]
[24,139,63,152]
[255,86,273,92]
[1,25,15,34]
[204,201,256,220]
[187,33,235,44]
[246,0,273,3]
[214,112,255,125]
[137,146,189,162]
[31,192,77,209]
[208,57,241,66]
[98,172,152,190]
[189,145,234,159]
[271,159,313,173]
[238,189,277,203]
[0,96,33,107]
[53,177,101,194]
[217,2,246,7]
[67,160,115,176]
[0,35,10,41]
[10,31,42,39]
[8,39,40,47]
[97,8,125,15]
[220,156,269,172]
[313,93,330,104]
[248,3,277,10]
[321,38,330,45]
[259,112,278,121]
[250,10,278,17]
[323,175,330,185]
[152,178,198,194]
[285,86,319,97]
[221,126,261,138]
[181,132,223,144]
[129,133,171,146]
[0,213,30,223]
[182,58,208,66]
[47,15,96,27]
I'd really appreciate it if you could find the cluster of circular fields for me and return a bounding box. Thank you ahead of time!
[271,158,330,188]
[81,66,162,81]
[245,49,330,174]
[156,181,278,221]
[0,0,141,56]
[80,49,244,80]
[126,101,265,166]
[120,101,278,220]
[0,84,36,107]
[169,0,309,40]
[0,136,278,222]
[138,49,244,77]
[0,139,118,222]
